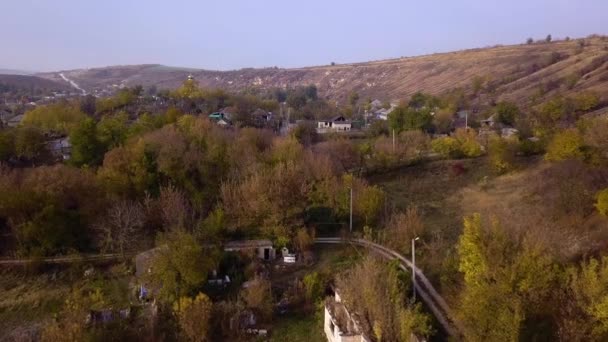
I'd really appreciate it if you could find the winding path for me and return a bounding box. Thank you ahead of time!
[315,237,462,339]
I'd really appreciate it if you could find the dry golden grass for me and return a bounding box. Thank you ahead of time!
[41,37,608,106]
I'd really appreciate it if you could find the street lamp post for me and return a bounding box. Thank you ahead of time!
[412,237,420,303]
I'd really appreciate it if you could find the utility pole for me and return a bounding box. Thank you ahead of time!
[349,187,353,233]
[392,129,396,152]
[465,112,468,130]
[412,237,420,303]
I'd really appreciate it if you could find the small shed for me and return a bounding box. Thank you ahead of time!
[224,240,276,261]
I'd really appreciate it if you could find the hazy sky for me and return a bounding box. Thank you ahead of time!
[1,0,606,72]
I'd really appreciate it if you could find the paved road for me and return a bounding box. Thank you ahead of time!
[315,237,462,339]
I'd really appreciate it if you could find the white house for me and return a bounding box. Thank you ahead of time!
[324,291,370,342]
[318,116,352,133]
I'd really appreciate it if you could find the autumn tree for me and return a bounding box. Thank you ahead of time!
[457,214,562,341]
[595,189,608,216]
[457,214,522,341]
[337,257,432,341]
[95,199,144,255]
[241,275,273,321]
[382,207,424,253]
[561,257,608,340]
[173,293,213,342]
[159,184,193,230]
[545,129,584,162]
[22,101,86,133]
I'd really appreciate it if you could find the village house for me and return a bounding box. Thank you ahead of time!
[317,116,352,133]
[224,239,276,261]
[46,137,71,160]
[324,290,370,342]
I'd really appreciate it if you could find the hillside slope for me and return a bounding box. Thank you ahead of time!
[38,37,608,107]
[0,74,72,96]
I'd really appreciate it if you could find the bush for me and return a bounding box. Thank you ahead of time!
[431,136,460,158]
[454,129,483,157]
[519,138,545,156]
[495,101,520,126]
[595,189,608,216]
[545,129,585,162]
[431,129,482,159]
[488,137,516,174]
[303,272,323,303]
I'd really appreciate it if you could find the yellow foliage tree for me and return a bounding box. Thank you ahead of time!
[173,293,213,342]
[545,129,584,161]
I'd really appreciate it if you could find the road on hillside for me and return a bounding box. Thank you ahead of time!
[59,73,87,95]
[314,237,462,339]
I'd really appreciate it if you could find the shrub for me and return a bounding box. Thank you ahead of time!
[431,137,460,158]
[431,129,482,159]
[303,272,323,303]
[495,101,520,126]
[545,129,584,161]
[454,129,483,157]
[595,189,608,216]
[519,138,545,156]
[488,137,516,174]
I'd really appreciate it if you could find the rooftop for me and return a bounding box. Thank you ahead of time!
[224,239,273,250]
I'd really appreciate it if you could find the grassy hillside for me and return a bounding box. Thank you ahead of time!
[0,74,72,95]
[38,36,608,108]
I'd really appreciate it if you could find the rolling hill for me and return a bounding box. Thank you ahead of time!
[0,74,72,95]
[38,36,608,108]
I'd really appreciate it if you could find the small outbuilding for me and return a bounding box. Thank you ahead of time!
[224,240,276,261]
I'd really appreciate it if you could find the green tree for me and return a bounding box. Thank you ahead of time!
[303,272,323,303]
[388,106,432,133]
[14,126,47,160]
[97,112,129,149]
[0,129,14,161]
[148,230,218,303]
[495,101,520,126]
[70,118,104,167]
